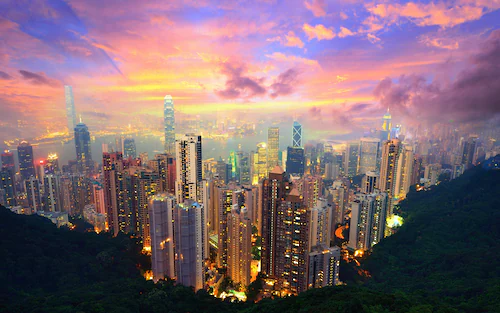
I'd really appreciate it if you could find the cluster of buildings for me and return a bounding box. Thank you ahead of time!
[2,87,499,298]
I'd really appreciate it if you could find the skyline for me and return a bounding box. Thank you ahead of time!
[1,0,500,141]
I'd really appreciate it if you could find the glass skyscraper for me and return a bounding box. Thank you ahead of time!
[65,85,77,133]
[123,138,137,159]
[74,122,93,173]
[292,121,302,148]
[164,95,175,154]
[18,141,35,181]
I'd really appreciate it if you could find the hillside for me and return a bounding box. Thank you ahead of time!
[363,166,500,312]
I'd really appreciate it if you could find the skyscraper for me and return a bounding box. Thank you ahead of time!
[227,206,252,286]
[379,139,401,212]
[123,138,137,159]
[252,142,267,184]
[307,246,340,289]
[292,121,302,148]
[174,200,206,291]
[286,146,305,176]
[44,174,61,212]
[65,85,77,134]
[18,141,35,181]
[358,137,381,175]
[1,150,16,207]
[149,193,176,281]
[175,134,202,204]
[344,141,359,177]
[164,95,175,154]
[394,145,414,200]
[74,123,93,173]
[26,176,42,213]
[381,108,391,141]
[267,127,280,170]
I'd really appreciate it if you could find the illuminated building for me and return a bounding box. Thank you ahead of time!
[1,150,16,206]
[307,246,340,289]
[348,191,387,251]
[175,134,202,204]
[424,164,441,187]
[239,152,251,185]
[74,122,93,173]
[37,211,69,228]
[102,152,124,236]
[174,200,206,291]
[215,158,231,184]
[394,145,414,199]
[149,193,176,282]
[358,137,381,175]
[381,108,392,140]
[1,150,15,172]
[286,146,304,177]
[83,204,106,233]
[309,198,332,248]
[326,180,349,227]
[292,121,302,148]
[252,142,267,185]
[298,175,323,209]
[25,176,42,213]
[227,206,252,286]
[362,171,378,194]
[164,95,176,154]
[216,186,233,267]
[379,139,401,213]
[267,127,280,170]
[18,141,35,181]
[65,85,77,134]
[92,181,105,214]
[123,138,137,159]
[343,141,359,177]
[261,165,290,277]
[44,174,60,212]
[45,153,60,174]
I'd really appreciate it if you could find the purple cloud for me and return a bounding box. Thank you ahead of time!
[0,71,12,80]
[374,30,500,124]
[270,68,300,98]
[215,62,267,99]
[19,70,60,87]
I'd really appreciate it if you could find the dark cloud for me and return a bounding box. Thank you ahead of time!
[215,63,267,99]
[347,103,370,112]
[83,111,112,120]
[0,71,12,80]
[270,68,300,98]
[19,70,60,87]
[374,30,500,124]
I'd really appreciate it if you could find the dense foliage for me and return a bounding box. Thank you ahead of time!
[363,166,500,312]
[1,165,498,312]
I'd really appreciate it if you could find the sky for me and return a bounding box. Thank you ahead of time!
[1,0,500,140]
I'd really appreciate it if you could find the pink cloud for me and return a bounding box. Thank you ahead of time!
[284,31,305,48]
[303,23,336,41]
[338,26,355,38]
[304,0,327,17]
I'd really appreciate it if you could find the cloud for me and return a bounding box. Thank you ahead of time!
[265,52,319,67]
[284,31,305,48]
[303,23,335,41]
[373,30,500,124]
[19,70,60,87]
[150,15,174,26]
[367,33,382,44]
[215,62,267,99]
[0,71,12,80]
[366,1,500,28]
[304,0,327,17]
[340,12,349,20]
[419,34,459,50]
[270,68,301,98]
[83,111,112,120]
[338,27,355,38]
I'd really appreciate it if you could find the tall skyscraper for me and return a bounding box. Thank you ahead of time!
[175,134,202,204]
[123,138,137,159]
[381,108,392,141]
[307,246,340,289]
[164,95,175,154]
[227,206,252,286]
[379,139,401,212]
[26,176,42,213]
[292,121,302,148]
[309,198,332,248]
[74,123,93,173]
[149,193,176,282]
[252,142,267,184]
[358,137,381,175]
[18,141,35,181]
[267,127,280,170]
[174,200,206,291]
[102,152,124,236]
[65,85,77,134]
[344,141,359,177]
[1,150,16,207]
[394,145,414,200]
[44,174,61,212]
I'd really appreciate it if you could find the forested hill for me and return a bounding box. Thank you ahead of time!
[363,165,500,312]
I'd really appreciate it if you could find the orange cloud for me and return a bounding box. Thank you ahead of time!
[304,0,327,17]
[303,23,335,41]
[265,52,319,67]
[284,31,305,48]
[338,27,355,38]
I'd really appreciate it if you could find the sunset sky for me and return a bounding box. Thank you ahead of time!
[1,0,500,140]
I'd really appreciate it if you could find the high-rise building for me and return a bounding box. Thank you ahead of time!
[292,121,302,148]
[309,198,332,248]
[65,85,77,134]
[379,139,401,212]
[252,142,267,185]
[307,246,340,289]
[1,150,16,207]
[18,141,35,181]
[381,108,391,140]
[227,206,252,286]
[461,136,477,170]
[149,193,176,282]
[267,127,280,170]
[362,171,379,194]
[164,95,175,154]
[326,180,349,227]
[123,138,137,159]
[92,181,105,214]
[299,175,323,209]
[394,145,414,200]
[286,146,305,176]
[174,200,206,291]
[344,141,359,177]
[25,176,42,213]
[175,134,202,204]
[102,152,124,236]
[216,186,233,267]
[45,153,60,174]
[44,174,61,212]
[358,138,381,175]
[74,123,93,173]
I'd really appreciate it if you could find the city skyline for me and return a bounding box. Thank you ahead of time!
[1,0,500,141]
